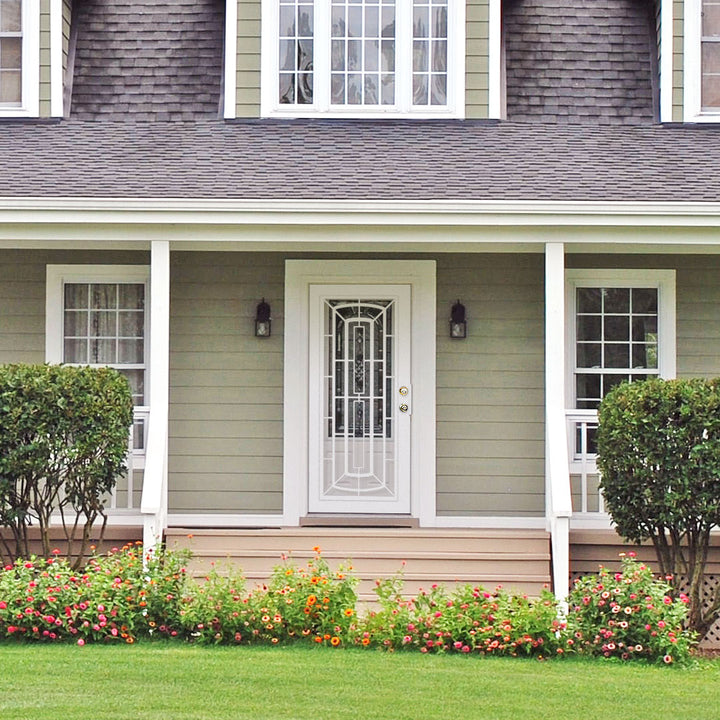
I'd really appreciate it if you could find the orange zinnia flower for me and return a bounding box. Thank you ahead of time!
[306,595,317,605]
[330,636,341,646]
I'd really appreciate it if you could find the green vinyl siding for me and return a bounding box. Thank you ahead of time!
[39,0,51,116]
[235,0,261,116]
[168,252,284,515]
[0,249,148,364]
[673,0,684,121]
[436,254,545,516]
[465,0,490,118]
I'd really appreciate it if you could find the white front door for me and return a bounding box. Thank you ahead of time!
[308,284,411,513]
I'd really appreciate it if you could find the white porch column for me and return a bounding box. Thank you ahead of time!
[545,243,572,603]
[141,241,171,552]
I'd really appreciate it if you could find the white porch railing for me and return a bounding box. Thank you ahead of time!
[108,406,149,512]
[565,410,605,516]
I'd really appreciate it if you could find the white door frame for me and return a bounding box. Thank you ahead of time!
[283,260,436,525]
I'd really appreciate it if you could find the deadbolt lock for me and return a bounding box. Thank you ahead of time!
[399,386,409,396]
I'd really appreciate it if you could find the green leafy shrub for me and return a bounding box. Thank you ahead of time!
[0,545,697,664]
[362,573,568,657]
[567,554,695,664]
[597,377,720,636]
[0,543,188,645]
[177,547,358,646]
[0,364,133,566]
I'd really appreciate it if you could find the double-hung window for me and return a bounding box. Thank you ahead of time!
[0,0,38,116]
[261,0,464,117]
[566,270,676,457]
[46,266,150,455]
[684,0,720,120]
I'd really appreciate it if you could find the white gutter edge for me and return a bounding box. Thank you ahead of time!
[3,198,720,227]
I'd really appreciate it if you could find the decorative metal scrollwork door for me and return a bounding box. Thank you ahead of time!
[308,285,411,514]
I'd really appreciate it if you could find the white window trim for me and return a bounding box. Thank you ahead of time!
[684,0,720,121]
[260,0,465,118]
[46,264,151,459]
[564,269,677,408]
[0,0,40,117]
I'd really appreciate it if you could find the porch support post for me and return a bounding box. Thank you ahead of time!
[141,241,170,553]
[545,242,572,604]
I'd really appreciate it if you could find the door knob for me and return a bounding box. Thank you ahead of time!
[399,403,409,413]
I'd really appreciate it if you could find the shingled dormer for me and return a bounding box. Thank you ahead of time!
[69,0,225,119]
[503,0,658,124]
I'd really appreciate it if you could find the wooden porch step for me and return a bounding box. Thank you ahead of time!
[165,526,552,598]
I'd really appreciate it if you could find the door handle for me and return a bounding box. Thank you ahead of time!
[399,403,409,413]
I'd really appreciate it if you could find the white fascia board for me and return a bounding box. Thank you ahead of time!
[50,0,63,117]
[660,0,673,122]
[6,198,720,227]
[487,0,502,119]
[223,0,238,119]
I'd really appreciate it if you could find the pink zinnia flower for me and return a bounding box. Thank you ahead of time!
[77,638,85,646]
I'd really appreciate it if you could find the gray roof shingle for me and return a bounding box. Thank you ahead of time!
[504,0,656,125]
[70,0,224,120]
[0,118,719,202]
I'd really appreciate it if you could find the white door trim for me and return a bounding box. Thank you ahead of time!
[283,260,436,526]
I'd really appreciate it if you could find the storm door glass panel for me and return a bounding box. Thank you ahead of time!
[279,0,314,104]
[0,0,22,105]
[322,298,396,498]
[331,0,396,105]
[63,282,146,405]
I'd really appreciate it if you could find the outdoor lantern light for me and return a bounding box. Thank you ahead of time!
[450,299,467,339]
[255,298,272,337]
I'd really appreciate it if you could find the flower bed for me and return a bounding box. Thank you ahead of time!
[0,544,696,664]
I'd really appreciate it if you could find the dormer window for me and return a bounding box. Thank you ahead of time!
[700,0,720,109]
[0,0,21,105]
[261,0,464,118]
[684,0,720,120]
[0,0,38,117]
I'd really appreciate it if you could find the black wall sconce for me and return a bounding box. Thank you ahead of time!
[450,299,467,339]
[255,298,272,337]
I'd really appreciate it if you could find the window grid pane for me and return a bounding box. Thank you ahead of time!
[279,0,314,104]
[702,0,720,108]
[63,282,146,405]
[575,286,659,410]
[0,0,22,105]
[331,0,396,106]
[412,0,447,106]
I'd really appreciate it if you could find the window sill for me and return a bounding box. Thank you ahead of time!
[261,107,465,120]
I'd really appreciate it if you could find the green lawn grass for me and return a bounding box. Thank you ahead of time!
[0,644,718,720]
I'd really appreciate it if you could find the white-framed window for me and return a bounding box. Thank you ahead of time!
[683,0,720,120]
[261,0,465,118]
[46,265,150,452]
[565,269,676,454]
[0,0,38,117]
